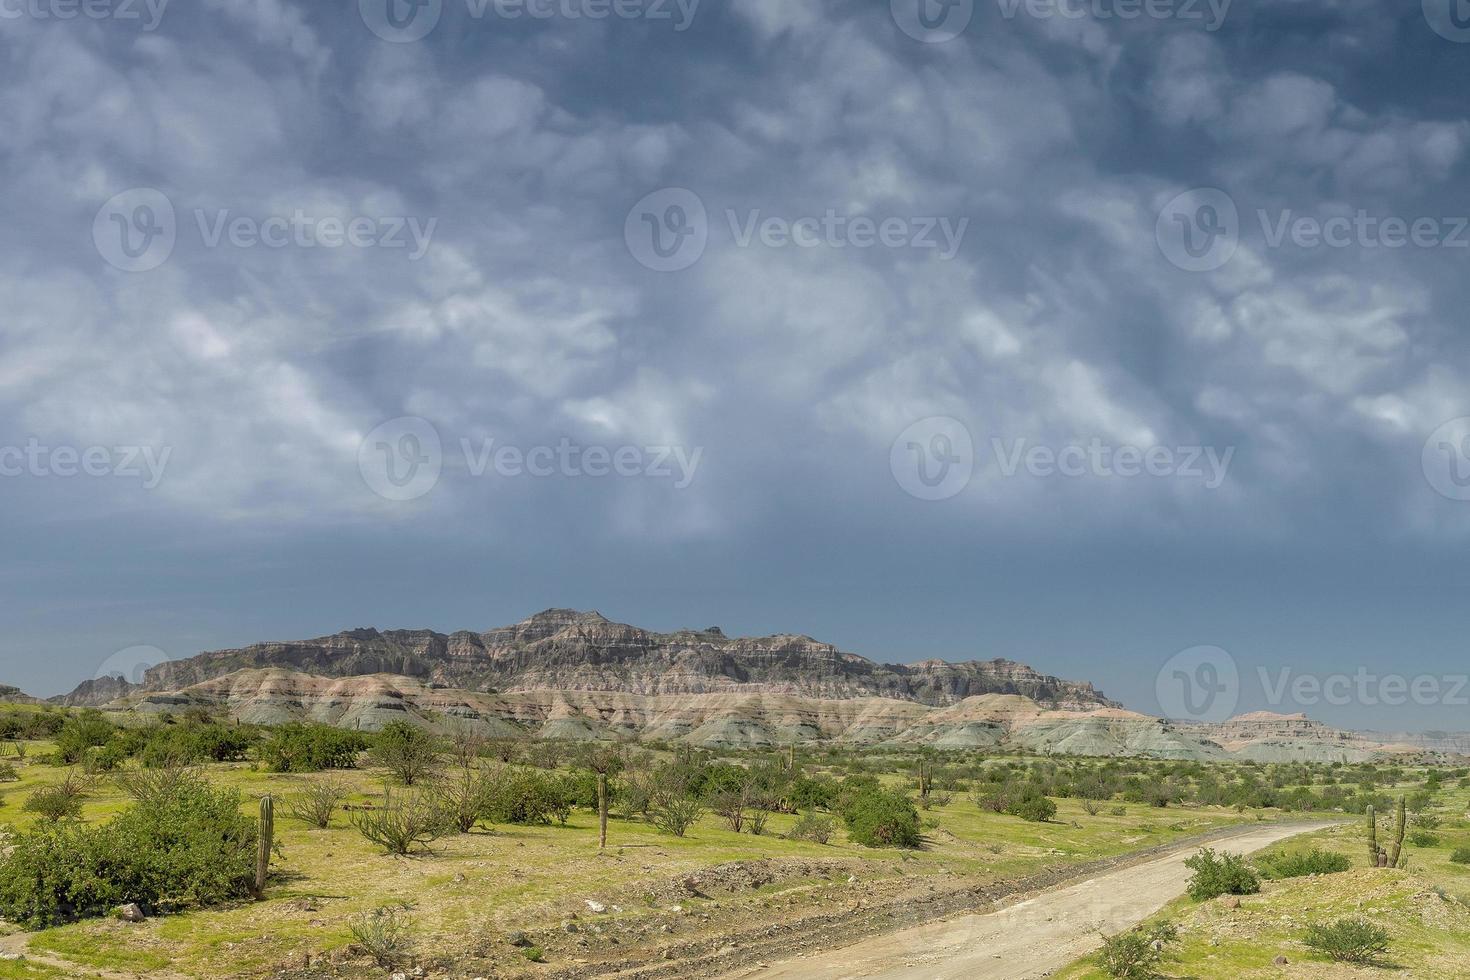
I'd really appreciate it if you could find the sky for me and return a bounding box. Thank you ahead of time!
[3,0,1470,732]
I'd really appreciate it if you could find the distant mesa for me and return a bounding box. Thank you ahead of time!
[25,609,1453,763]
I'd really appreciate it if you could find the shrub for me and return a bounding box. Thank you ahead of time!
[1081,799,1102,816]
[1449,846,1470,864]
[260,724,368,773]
[485,767,572,826]
[431,765,501,833]
[786,812,835,844]
[649,790,705,838]
[1004,787,1057,823]
[1097,922,1177,979]
[52,712,116,765]
[1303,918,1391,964]
[113,759,204,806]
[369,722,443,787]
[1255,847,1351,880]
[283,777,351,829]
[22,771,90,821]
[842,791,922,849]
[350,789,448,855]
[1184,848,1260,901]
[0,774,256,928]
[349,905,416,968]
[1407,830,1440,848]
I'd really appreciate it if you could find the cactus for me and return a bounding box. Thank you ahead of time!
[1388,797,1407,869]
[596,772,608,850]
[1367,804,1379,866]
[786,744,796,772]
[254,795,274,899]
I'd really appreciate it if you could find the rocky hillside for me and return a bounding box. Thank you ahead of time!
[57,608,1119,710]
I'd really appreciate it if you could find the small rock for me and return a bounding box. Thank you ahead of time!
[1221,897,1241,910]
[506,932,532,948]
[1273,955,1289,966]
[114,903,146,923]
[562,921,579,934]
[586,900,607,914]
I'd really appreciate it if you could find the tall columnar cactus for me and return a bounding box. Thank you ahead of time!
[1387,797,1407,869]
[254,794,274,899]
[1366,804,1379,866]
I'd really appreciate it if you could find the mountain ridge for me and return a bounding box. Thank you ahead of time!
[54,608,1120,711]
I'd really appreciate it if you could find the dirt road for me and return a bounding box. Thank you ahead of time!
[728,822,1336,980]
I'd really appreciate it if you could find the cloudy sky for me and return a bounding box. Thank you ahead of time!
[4,0,1470,730]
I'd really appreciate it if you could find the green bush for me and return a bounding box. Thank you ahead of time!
[1407,830,1440,848]
[0,774,256,928]
[1184,848,1260,901]
[1097,922,1177,979]
[1449,846,1470,864]
[841,791,922,848]
[786,812,836,844]
[486,767,574,826]
[260,724,368,773]
[1004,787,1057,823]
[348,905,416,968]
[369,722,443,786]
[1255,847,1351,879]
[1303,918,1391,963]
[22,772,90,821]
[52,712,116,765]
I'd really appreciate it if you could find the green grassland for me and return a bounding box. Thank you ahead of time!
[1058,781,1470,978]
[0,708,1456,979]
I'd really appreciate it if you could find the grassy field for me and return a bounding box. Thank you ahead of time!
[1057,782,1470,978]
[0,743,1269,979]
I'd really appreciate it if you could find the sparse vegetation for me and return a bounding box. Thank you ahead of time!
[1255,847,1351,879]
[1303,917,1392,964]
[1097,921,1177,979]
[350,788,449,855]
[348,905,416,968]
